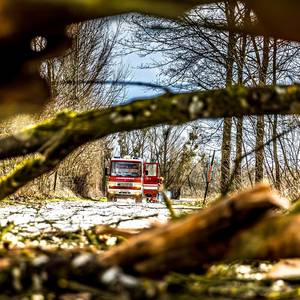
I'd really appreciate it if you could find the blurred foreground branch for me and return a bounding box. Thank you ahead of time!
[0,184,295,296]
[0,85,300,200]
[100,184,289,276]
[0,0,205,117]
[2,0,300,117]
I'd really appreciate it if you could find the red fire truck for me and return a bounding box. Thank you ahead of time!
[106,157,160,202]
[143,161,160,202]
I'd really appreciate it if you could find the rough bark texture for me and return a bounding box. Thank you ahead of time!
[272,40,281,190]
[235,117,243,188]
[255,36,270,183]
[255,115,265,182]
[272,115,281,190]
[234,7,248,189]
[220,0,235,195]
[100,184,286,276]
[221,117,232,194]
[227,214,300,261]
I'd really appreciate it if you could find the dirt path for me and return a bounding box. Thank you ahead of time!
[0,200,196,236]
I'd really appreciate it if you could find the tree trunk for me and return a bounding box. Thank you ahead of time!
[235,118,243,188]
[234,6,248,190]
[118,133,128,157]
[221,118,233,194]
[171,186,181,199]
[271,39,281,190]
[255,36,270,183]
[220,0,236,195]
[255,115,265,182]
[53,170,58,192]
[272,114,281,189]
[162,126,171,187]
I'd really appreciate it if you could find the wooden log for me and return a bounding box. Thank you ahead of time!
[0,249,145,296]
[2,85,300,161]
[100,184,288,277]
[227,214,300,261]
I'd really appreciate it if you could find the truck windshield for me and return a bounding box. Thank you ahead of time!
[145,164,157,176]
[111,162,141,177]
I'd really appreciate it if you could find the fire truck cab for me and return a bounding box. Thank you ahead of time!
[106,157,160,202]
[143,162,160,202]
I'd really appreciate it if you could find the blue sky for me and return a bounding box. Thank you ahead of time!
[122,51,162,101]
[111,18,164,102]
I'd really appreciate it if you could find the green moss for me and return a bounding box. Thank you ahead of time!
[0,84,299,201]
[289,200,300,215]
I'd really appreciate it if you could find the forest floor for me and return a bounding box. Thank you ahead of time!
[0,198,299,299]
[0,199,197,237]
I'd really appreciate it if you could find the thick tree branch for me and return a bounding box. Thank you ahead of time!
[0,84,299,199]
[2,84,300,160]
[227,214,300,261]
[100,184,289,276]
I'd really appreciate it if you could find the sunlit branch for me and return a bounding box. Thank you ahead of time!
[0,84,299,200]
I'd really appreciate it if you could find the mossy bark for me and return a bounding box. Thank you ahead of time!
[0,85,299,199]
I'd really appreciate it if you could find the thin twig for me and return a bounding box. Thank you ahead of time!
[62,80,173,93]
[162,190,177,219]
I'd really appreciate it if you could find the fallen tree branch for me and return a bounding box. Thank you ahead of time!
[0,249,146,296]
[0,184,289,295]
[100,184,288,277]
[227,214,300,261]
[0,85,300,199]
[3,84,300,160]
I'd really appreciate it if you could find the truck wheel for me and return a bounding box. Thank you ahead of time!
[152,197,158,203]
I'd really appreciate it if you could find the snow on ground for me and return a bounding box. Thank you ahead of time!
[0,200,197,235]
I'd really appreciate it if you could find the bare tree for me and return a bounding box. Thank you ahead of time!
[34,19,125,198]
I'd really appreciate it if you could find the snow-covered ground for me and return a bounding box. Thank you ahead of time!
[0,200,197,235]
